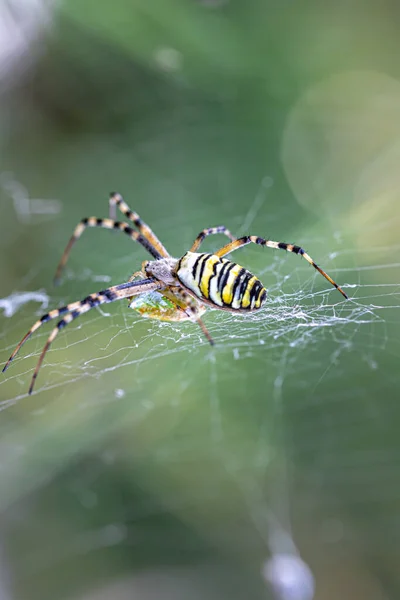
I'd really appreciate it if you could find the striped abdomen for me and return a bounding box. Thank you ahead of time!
[175,252,267,311]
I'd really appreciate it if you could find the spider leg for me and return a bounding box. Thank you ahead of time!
[175,292,215,345]
[2,278,161,394]
[109,193,169,258]
[54,218,162,285]
[189,226,236,252]
[196,317,214,346]
[214,236,348,299]
[128,270,145,282]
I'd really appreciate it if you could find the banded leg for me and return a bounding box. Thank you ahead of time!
[109,193,169,258]
[54,218,162,285]
[189,226,235,253]
[215,236,348,299]
[2,278,161,394]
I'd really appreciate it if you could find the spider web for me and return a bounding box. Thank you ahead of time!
[0,205,370,409]
[0,179,398,599]
[0,13,400,590]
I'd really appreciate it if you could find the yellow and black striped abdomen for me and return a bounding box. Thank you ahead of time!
[175,252,267,311]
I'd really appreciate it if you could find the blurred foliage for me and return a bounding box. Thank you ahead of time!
[1,1,400,599]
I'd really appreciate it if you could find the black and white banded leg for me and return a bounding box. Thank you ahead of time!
[214,236,348,299]
[109,192,169,258]
[190,226,236,253]
[54,218,163,285]
[2,278,161,394]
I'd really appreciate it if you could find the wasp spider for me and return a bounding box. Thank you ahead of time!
[3,192,348,394]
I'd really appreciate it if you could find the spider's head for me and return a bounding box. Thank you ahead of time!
[145,257,178,285]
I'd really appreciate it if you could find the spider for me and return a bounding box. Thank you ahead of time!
[3,192,348,394]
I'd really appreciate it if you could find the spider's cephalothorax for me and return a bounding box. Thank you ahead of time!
[3,192,348,394]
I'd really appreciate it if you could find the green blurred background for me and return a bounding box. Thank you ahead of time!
[1,1,400,599]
